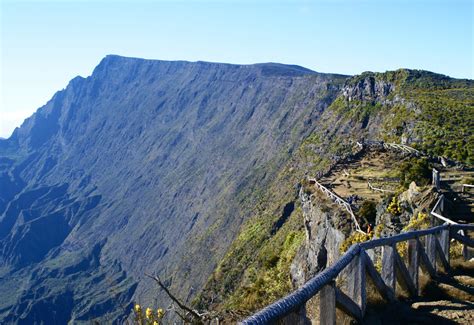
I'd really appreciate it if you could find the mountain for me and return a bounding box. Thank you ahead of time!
[0,55,348,323]
[1,56,472,323]
[197,68,474,317]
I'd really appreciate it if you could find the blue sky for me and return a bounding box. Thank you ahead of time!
[0,0,472,138]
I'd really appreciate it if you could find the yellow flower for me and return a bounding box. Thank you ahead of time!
[134,304,141,312]
[146,307,153,319]
[153,322,159,325]
[157,308,164,318]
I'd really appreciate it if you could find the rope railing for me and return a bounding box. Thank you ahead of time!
[308,177,365,234]
[240,223,473,324]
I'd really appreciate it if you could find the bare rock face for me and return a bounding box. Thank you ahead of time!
[342,76,394,103]
[291,190,347,288]
[376,183,439,237]
[0,56,347,323]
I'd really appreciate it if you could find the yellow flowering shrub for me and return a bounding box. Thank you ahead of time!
[340,231,372,253]
[403,212,429,232]
[132,304,165,325]
[387,196,402,215]
[339,224,385,253]
[396,212,429,259]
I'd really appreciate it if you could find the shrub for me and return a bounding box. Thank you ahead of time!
[387,196,402,215]
[403,212,430,231]
[132,304,165,325]
[340,231,372,253]
[398,157,431,188]
[359,200,377,224]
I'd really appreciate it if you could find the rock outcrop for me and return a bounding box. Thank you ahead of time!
[342,75,394,103]
[291,190,349,287]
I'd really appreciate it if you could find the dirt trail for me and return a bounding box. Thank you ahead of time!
[318,151,401,202]
[364,259,474,324]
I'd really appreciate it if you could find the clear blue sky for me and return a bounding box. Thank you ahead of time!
[0,0,472,138]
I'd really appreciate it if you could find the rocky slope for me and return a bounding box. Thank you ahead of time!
[197,69,473,319]
[0,55,347,323]
[0,56,472,323]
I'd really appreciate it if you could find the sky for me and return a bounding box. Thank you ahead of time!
[0,0,472,138]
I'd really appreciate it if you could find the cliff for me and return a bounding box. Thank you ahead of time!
[0,56,472,323]
[0,55,346,323]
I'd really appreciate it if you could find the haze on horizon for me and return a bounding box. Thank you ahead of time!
[1,0,472,138]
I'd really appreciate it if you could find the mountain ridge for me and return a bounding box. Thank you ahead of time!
[0,55,472,323]
[0,55,346,323]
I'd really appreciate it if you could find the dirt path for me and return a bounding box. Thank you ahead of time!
[364,259,474,324]
[318,151,401,202]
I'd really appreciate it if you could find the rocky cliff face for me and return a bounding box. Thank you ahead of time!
[290,190,348,288]
[342,75,394,103]
[1,56,471,323]
[0,55,347,323]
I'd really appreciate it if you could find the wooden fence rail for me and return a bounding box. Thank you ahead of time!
[240,223,473,325]
[383,143,420,155]
[462,184,474,193]
[367,180,395,193]
[430,194,472,260]
[430,194,454,225]
[308,178,365,234]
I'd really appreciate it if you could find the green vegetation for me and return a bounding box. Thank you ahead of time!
[332,97,383,126]
[226,229,304,311]
[336,69,473,164]
[387,196,402,215]
[359,200,377,224]
[383,73,474,163]
[340,231,372,253]
[407,87,474,163]
[197,68,473,318]
[403,212,430,231]
[196,191,305,314]
[397,157,431,188]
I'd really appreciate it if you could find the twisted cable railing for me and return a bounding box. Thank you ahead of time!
[240,223,473,324]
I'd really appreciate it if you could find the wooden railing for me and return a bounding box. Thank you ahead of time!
[462,184,474,193]
[429,195,454,225]
[308,178,364,234]
[429,194,472,260]
[357,140,420,156]
[240,223,473,325]
[367,180,395,193]
[383,142,420,155]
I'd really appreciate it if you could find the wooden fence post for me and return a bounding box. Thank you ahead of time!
[462,230,470,261]
[363,251,395,302]
[437,229,450,272]
[320,281,336,325]
[432,168,440,190]
[382,245,396,294]
[426,234,437,274]
[346,252,367,316]
[394,247,417,297]
[407,239,419,294]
